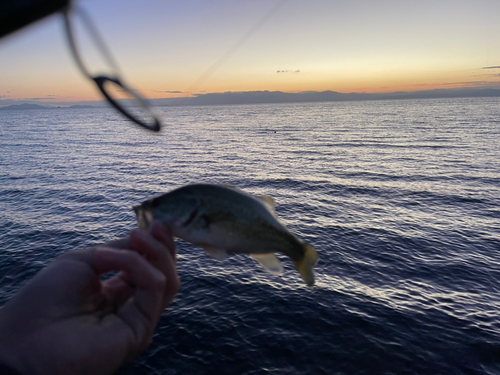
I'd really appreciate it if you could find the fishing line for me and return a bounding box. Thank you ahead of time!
[185,0,287,94]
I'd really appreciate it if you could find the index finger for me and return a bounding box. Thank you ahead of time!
[62,247,166,319]
[94,247,166,317]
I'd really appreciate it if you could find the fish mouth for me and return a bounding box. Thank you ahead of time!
[133,204,152,229]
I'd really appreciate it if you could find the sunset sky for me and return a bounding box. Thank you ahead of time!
[1,0,500,105]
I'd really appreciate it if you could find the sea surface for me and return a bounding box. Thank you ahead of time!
[1,98,499,374]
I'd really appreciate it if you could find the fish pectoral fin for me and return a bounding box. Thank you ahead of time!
[255,195,276,213]
[251,253,283,275]
[201,246,228,261]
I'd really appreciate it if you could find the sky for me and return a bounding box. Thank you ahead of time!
[1,0,500,105]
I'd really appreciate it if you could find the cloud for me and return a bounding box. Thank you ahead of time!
[411,83,435,87]
[154,90,183,94]
[22,97,56,100]
[115,88,141,93]
[471,67,500,77]
[443,81,499,87]
[411,80,500,89]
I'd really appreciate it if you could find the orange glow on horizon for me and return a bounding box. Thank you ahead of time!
[2,68,500,103]
[1,0,499,105]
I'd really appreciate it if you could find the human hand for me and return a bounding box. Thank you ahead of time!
[0,221,180,375]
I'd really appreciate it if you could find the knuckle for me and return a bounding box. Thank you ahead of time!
[154,272,167,290]
[126,250,143,263]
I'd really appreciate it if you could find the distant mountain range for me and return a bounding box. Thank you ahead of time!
[0,103,49,110]
[1,87,500,109]
[0,103,96,110]
[64,105,96,109]
[150,87,500,106]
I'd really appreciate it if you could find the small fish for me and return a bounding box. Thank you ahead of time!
[133,184,319,286]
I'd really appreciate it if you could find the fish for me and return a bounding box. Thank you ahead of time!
[133,184,319,286]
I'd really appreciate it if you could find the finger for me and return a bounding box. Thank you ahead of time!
[129,222,176,264]
[148,223,180,306]
[92,247,165,352]
[129,228,167,262]
[150,221,177,262]
[129,229,180,309]
[159,250,180,309]
[102,237,131,250]
[96,222,176,263]
[60,246,166,324]
[95,247,165,319]
[101,222,175,255]
[100,273,135,316]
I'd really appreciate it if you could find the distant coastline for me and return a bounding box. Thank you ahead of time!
[155,87,500,106]
[0,103,49,110]
[0,103,95,110]
[1,86,500,109]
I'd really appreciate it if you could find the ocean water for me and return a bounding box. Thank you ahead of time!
[0,97,499,374]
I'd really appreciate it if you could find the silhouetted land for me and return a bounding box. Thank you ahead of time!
[1,87,499,109]
[0,103,48,110]
[152,87,500,106]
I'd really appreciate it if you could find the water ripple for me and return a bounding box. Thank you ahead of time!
[0,98,499,374]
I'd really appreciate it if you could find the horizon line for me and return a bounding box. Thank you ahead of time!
[2,86,500,108]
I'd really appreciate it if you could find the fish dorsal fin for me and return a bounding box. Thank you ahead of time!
[255,195,275,213]
[251,253,283,275]
[201,246,228,261]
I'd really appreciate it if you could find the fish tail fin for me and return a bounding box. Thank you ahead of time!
[293,242,319,287]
